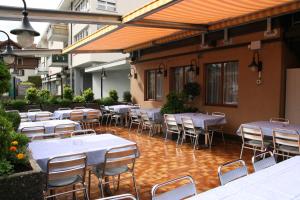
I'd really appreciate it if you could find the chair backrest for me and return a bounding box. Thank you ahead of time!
[86,110,101,120]
[55,123,76,133]
[101,144,138,178]
[97,194,136,200]
[212,112,225,117]
[71,129,96,136]
[164,114,180,133]
[35,113,52,121]
[140,112,151,123]
[28,109,42,112]
[181,117,197,137]
[70,111,84,121]
[31,133,58,141]
[21,126,45,136]
[151,175,197,200]
[74,106,85,109]
[218,159,248,185]
[129,108,138,118]
[58,107,71,110]
[273,129,300,151]
[252,151,276,172]
[270,117,289,125]
[240,125,264,144]
[46,153,87,189]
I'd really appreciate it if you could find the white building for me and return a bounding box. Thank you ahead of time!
[38,0,152,99]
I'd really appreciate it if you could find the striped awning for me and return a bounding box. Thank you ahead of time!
[63,0,299,54]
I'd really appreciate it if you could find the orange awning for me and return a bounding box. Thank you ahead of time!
[63,0,299,54]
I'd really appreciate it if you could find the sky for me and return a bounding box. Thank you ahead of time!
[0,0,62,43]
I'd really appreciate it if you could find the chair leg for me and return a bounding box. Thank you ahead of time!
[180,133,185,145]
[132,172,139,200]
[129,122,132,132]
[240,144,244,159]
[83,186,90,200]
[221,132,225,143]
[72,185,77,200]
[98,179,105,198]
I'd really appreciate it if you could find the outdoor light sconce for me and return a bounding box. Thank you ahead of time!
[157,62,167,78]
[101,68,107,79]
[248,51,263,85]
[10,0,40,48]
[189,59,200,76]
[128,68,137,79]
[0,30,16,65]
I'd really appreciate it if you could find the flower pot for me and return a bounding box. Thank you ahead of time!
[0,159,45,200]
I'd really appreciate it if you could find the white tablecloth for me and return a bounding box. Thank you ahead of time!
[18,119,81,134]
[105,105,139,114]
[28,134,136,171]
[237,121,300,137]
[131,108,162,122]
[20,111,53,121]
[188,156,300,200]
[53,109,99,119]
[174,113,227,129]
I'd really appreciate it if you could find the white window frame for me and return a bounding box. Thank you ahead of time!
[97,0,117,12]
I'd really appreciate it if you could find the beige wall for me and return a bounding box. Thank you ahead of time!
[131,31,287,134]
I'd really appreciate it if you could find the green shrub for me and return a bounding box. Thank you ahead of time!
[25,87,39,104]
[101,97,115,106]
[5,99,28,111]
[123,91,132,102]
[38,89,51,103]
[63,86,73,100]
[183,82,200,100]
[3,111,21,131]
[160,92,185,115]
[0,116,13,160]
[73,95,85,103]
[19,81,35,87]
[0,160,14,176]
[83,88,94,102]
[109,90,118,102]
[28,76,42,88]
[48,96,59,105]
[58,98,72,107]
[0,61,11,96]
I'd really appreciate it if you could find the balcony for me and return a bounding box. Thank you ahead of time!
[47,24,68,42]
[47,54,68,67]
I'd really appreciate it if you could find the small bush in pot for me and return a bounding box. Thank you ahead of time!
[183,82,200,100]
[63,85,73,101]
[123,91,132,103]
[37,89,51,103]
[160,92,185,115]
[101,97,115,106]
[109,90,118,102]
[2,111,20,131]
[73,95,85,103]
[25,87,39,104]
[83,88,94,102]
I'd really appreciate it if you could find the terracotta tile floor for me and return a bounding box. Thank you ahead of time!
[55,126,253,200]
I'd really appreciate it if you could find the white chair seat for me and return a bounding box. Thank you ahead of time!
[48,175,82,188]
[153,183,196,200]
[278,145,300,154]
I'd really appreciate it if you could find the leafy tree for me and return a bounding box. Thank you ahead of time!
[63,85,73,100]
[25,87,39,104]
[83,88,94,102]
[0,61,11,96]
[109,90,118,102]
[38,89,51,103]
[123,91,132,102]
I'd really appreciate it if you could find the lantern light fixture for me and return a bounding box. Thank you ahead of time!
[10,0,40,48]
[0,30,16,65]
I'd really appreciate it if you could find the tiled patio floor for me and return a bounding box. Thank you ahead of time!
[54,126,252,200]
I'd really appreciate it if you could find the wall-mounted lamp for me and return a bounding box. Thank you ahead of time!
[101,68,107,80]
[10,0,40,48]
[157,62,167,77]
[128,68,137,79]
[0,30,16,65]
[189,59,200,76]
[248,51,263,85]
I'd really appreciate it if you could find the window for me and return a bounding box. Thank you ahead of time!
[74,0,89,12]
[145,69,163,101]
[97,0,117,12]
[74,28,89,42]
[171,66,195,93]
[205,61,238,106]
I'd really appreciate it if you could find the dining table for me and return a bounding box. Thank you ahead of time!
[131,108,162,122]
[187,156,300,200]
[19,111,53,121]
[18,119,81,134]
[237,121,300,137]
[52,108,100,120]
[104,105,140,114]
[28,134,137,197]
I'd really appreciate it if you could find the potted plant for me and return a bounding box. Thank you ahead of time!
[123,91,132,103]
[183,82,201,101]
[0,114,45,199]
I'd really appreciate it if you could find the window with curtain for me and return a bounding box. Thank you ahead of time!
[146,69,163,101]
[171,66,195,93]
[206,61,238,106]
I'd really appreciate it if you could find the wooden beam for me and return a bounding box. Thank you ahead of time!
[12,49,62,56]
[127,19,207,30]
[0,6,122,25]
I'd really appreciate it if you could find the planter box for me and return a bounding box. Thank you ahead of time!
[0,159,45,200]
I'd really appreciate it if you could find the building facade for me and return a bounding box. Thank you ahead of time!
[39,0,151,98]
